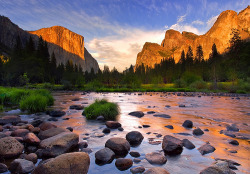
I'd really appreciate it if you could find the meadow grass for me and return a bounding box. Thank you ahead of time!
[83,99,119,120]
[0,87,54,113]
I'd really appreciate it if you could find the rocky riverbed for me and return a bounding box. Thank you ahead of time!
[0,91,249,174]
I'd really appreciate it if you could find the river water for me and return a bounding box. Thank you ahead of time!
[40,91,249,174]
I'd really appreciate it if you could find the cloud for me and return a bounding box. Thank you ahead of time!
[192,20,205,25]
[177,14,186,23]
[87,29,165,71]
[169,24,201,35]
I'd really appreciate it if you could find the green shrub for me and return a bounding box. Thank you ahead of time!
[181,72,202,85]
[83,99,119,120]
[174,79,187,88]
[20,94,48,113]
[189,80,208,90]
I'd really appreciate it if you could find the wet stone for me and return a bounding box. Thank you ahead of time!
[228,139,239,146]
[126,131,144,146]
[143,125,150,128]
[129,111,144,118]
[145,152,167,165]
[133,158,141,163]
[118,127,124,131]
[130,166,145,174]
[165,125,174,129]
[80,148,93,154]
[147,111,156,114]
[105,121,121,129]
[193,128,204,136]
[182,139,195,149]
[129,151,140,157]
[95,148,115,164]
[102,128,111,134]
[66,127,73,132]
[115,158,133,171]
[48,110,66,117]
[0,163,8,173]
[153,114,171,119]
[182,120,193,128]
[198,143,216,155]
[162,135,183,155]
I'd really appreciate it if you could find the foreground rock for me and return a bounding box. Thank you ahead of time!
[145,152,167,165]
[130,166,145,174]
[0,137,24,158]
[105,137,130,156]
[95,148,115,164]
[39,122,57,131]
[24,133,40,145]
[162,135,183,155]
[11,129,29,137]
[115,158,133,171]
[198,143,216,155]
[9,159,35,174]
[144,167,170,174]
[128,111,144,118]
[193,128,204,136]
[32,152,90,174]
[126,131,144,146]
[0,163,8,173]
[39,132,79,157]
[38,127,69,140]
[200,160,236,174]
[0,115,21,125]
[182,120,193,128]
[105,121,121,129]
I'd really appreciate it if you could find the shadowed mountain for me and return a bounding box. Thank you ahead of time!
[135,6,250,69]
[0,16,99,72]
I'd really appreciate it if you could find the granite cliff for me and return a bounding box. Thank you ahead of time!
[136,6,250,69]
[0,16,99,72]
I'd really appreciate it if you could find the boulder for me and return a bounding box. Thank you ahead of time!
[130,166,145,174]
[32,152,90,174]
[198,143,216,155]
[0,115,21,125]
[126,131,144,146]
[9,159,35,174]
[193,128,204,136]
[162,135,183,155]
[128,111,144,118]
[11,129,29,137]
[95,148,115,164]
[0,163,8,173]
[38,127,68,140]
[48,110,66,117]
[144,167,170,174]
[105,121,121,129]
[153,114,171,119]
[115,158,133,171]
[145,152,167,165]
[39,132,79,157]
[182,139,195,149]
[69,105,84,110]
[0,137,24,158]
[105,137,130,156]
[182,120,193,128]
[24,133,40,145]
[200,160,236,174]
[129,151,140,157]
[39,122,57,131]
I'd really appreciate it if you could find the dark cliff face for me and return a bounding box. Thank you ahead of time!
[0,16,99,72]
[136,6,250,68]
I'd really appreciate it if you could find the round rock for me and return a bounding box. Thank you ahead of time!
[126,131,144,146]
[0,137,24,158]
[128,111,144,118]
[145,152,167,165]
[193,128,204,136]
[0,163,8,173]
[144,167,170,174]
[105,137,130,156]
[95,148,115,164]
[162,135,183,155]
[9,159,35,174]
[182,139,195,149]
[182,120,193,128]
[105,121,121,129]
[115,158,133,171]
[130,166,145,174]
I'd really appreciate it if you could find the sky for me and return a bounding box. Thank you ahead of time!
[0,0,249,71]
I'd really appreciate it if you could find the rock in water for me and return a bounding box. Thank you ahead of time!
[130,166,145,174]
[105,121,121,129]
[32,152,90,174]
[193,128,204,136]
[200,160,236,174]
[48,110,66,117]
[182,120,193,128]
[9,159,35,174]
[0,137,24,158]
[153,114,171,118]
[39,122,57,131]
[115,158,133,171]
[0,115,21,125]
[162,135,183,155]
[145,152,167,165]
[105,137,130,156]
[0,163,8,173]
[126,131,144,146]
[38,127,69,140]
[182,139,195,149]
[39,132,79,157]
[128,111,144,118]
[95,148,115,164]
[198,143,216,155]
[144,167,170,174]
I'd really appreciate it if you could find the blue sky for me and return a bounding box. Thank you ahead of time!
[0,0,248,71]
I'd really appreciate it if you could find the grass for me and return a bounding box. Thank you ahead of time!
[83,99,119,120]
[0,87,54,113]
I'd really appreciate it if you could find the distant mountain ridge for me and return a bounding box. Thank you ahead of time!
[135,6,250,69]
[0,16,99,72]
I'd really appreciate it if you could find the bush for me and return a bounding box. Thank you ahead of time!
[20,94,48,113]
[189,80,208,90]
[83,99,119,120]
[181,72,202,85]
[174,79,187,88]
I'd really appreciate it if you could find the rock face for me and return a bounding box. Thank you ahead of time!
[135,6,250,68]
[32,152,90,174]
[0,137,24,158]
[0,16,99,72]
[29,26,99,72]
